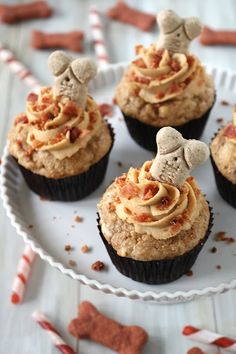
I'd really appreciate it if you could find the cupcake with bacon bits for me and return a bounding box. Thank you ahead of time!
[210,107,236,208]
[97,127,213,284]
[8,51,114,201]
[115,10,215,151]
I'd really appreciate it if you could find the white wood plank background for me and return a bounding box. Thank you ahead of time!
[0,1,236,353]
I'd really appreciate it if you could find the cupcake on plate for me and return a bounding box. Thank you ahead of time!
[210,107,236,208]
[115,10,215,151]
[98,127,213,284]
[8,51,114,201]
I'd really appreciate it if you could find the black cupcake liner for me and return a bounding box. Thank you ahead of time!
[15,124,114,201]
[97,206,213,284]
[123,98,215,152]
[210,155,236,208]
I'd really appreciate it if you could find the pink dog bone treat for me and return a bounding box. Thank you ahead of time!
[156,10,202,54]
[150,127,209,187]
[48,51,97,109]
[68,301,148,354]
[0,1,53,24]
[31,30,84,52]
[200,26,236,46]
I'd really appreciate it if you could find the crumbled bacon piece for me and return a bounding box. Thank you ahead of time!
[134,76,151,85]
[169,83,181,94]
[124,207,132,215]
[156,91,165,99]
[169,60,181,72]
[98,103,113,117]
[216,117,224,124]
[27,92,38,103]
[63,101,78,117]
[142,184,158,200]
[216,265,221,270]
[184,77,191,86]
[120,182,139,199]
[91,261,105,271]
[223,123,236,138]
[116,174,127,187]
[70,127,81,143]
[210,246,217,253]
[151,49,164,68]
[114,196,121,204]
[14,115,28,126]
[132,58,146,68]
[69,260,77,267]
[117,161,123,167]
[135,213,153,222]
[108,203,116,212]
[186,55,194,66]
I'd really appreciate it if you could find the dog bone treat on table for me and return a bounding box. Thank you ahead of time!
[68,301,148,354]
[8,50,114,201]
[31,31,84,52]
[97,127,213,284]
[115,9,215,151]
[0,1,53,24]
[200,26,236,46]
[107,1,156,32]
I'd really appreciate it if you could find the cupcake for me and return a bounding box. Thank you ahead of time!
[98,127,213,284]
[8,51,114,201]
[115,10,215,151]
[210,107,236,208]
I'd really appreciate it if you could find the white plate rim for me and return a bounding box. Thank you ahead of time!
[1,62,236,303]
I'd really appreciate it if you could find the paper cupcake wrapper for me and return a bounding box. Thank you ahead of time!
[210,155,236,208]
[122,97,215,152]
[15,124,114,201]
[97,206,213,284]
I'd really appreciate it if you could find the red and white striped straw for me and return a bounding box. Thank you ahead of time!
[89,5,109,67]
[0,45,41,93]
[32,311,76,354]
[11,244,36,304]
[183,325,236,352]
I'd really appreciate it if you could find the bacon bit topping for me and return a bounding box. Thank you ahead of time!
[156,91,165,99]
[223,123,236,138]
[14,115,28,126]
[169,83,181,94]
[34,103,47,112]
[31,140,44,149]
[185,270,193,276]
[133,87,141,96]
[70,127,81,143]
[81,245,89,253]
[220,100,229,106]
[108,203,116,212]
[134,76,151,85]
[132,58,146,68]
[27,92,38,103]
[25,147,34,157]
[120,182,139,199]
[135,44,143,55]
[41,95,53,104]
[116,174,127,187]
[184,77,191,86]
[142,184,158,200]
[168,59,181,72]
[114,196,121,204]
[63,101,78,117]
[186,55,194,66]
[124,207,132,215]
[135,213,153,222]
[98,103,113,117]
[91,261,105,271]
[151,49,164,68]
[74,215,82,223]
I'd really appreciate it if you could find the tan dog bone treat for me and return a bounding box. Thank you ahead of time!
[156,10,202,53]
[48,51,97,108]
[107,1,156,32]
[0,1,52,24]
[68,301,148,354]
[150,127,209,187]
[200,26,236,46]
[31,30,84,52]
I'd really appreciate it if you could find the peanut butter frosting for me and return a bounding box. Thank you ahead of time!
[112,161,201,240]
[18,87,103,160]
[124,44,207,105]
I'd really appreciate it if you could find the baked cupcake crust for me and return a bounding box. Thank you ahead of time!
[98,183,210,261]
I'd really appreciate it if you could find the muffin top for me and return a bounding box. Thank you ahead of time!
[211,107,236,183]
[8,51,112,177]
[115,10,215,125]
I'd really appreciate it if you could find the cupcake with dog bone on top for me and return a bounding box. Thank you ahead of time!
[115,10,215,151]
[98,127,213,284]
[210,107,236,208]
[8,51,114,201]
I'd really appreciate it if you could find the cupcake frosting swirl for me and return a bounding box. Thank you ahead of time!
[127,44,203,104]
[25,87,103,160]
[113,161,201,239]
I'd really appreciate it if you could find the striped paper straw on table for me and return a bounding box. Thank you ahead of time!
[0,45,41,92]
[89,5,109,67]
[32,311,76,354]
[11,244,36,304]
[183,325,236,352]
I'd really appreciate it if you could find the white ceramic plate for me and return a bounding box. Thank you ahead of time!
[1,63,236,303]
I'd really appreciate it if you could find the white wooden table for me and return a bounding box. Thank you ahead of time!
[0,1,236,353]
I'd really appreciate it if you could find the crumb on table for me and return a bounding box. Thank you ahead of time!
[64,244,72,252]
[81,245,89,253]
[74,215,83,223]
[91,260,105,271]
[220,100,230,106]
[210,246,217,253]
[185,270,193,277]
[68,260,77,267]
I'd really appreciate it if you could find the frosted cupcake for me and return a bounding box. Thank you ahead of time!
[115,10,215,151]
[8,51,114,201]
[98,127,213,284]
[210,107,236,208]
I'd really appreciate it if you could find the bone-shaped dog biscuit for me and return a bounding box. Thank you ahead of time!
[150,127,209,187]
[31,30,84,52]
[156,10,202,54]
[200,26,236,46]
[68,301,148,354]
[48,51,97,108]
